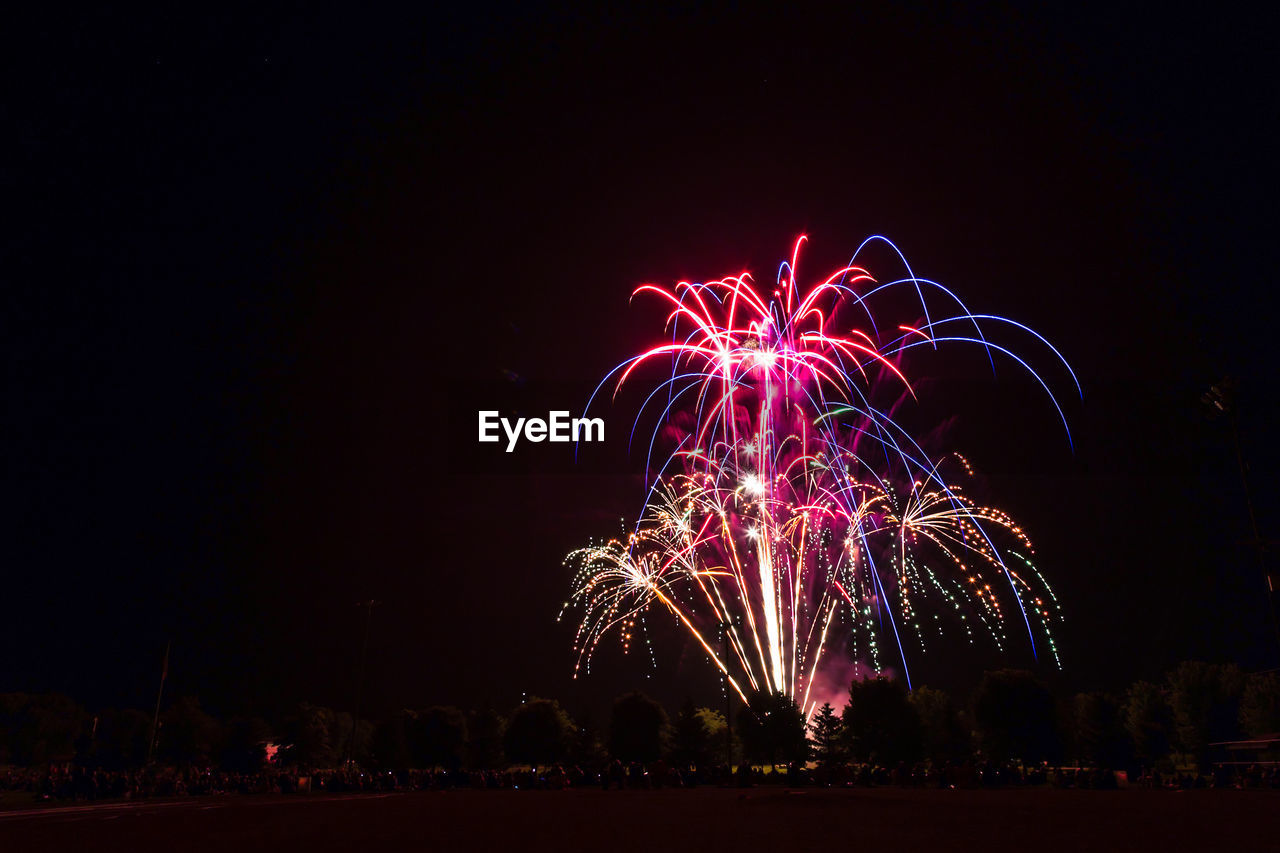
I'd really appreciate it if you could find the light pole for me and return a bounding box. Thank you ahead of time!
[1202,377,1280,659]
[146,641,170,765]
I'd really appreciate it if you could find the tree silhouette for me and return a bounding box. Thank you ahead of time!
[413,706,467,770]
[220,716,270,773]
[909,685,967,763]
[695,707,730,755]
[568,711,605,767]
[1167,661,1243,769]
[670,698,714,769]
[279,702,335,768]
[608,691,669,763]
[1072,692,1128,768]
[159,696,224,766]
[972,669,1057,764]
[466,707,506,770]
[328,710,373,766]
[736,691,808,768]
[1241,671,1280,737]
[0,693,86,765]
[371,710,413,768]
[1123,680,1173,768]
[808,702,846,779]
[85,708,151,770]
[843,676,921,765]
[503,697,573,767]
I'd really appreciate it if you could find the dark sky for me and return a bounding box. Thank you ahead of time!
[6,5,1278,723]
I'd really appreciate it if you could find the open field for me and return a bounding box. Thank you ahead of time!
[1,787,1277,852]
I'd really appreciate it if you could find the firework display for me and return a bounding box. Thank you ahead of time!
[563,237,1076,715]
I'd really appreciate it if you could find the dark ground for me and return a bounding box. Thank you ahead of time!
[1,788,1276,852]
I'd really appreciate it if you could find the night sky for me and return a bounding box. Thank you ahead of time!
[7,6,1278,724]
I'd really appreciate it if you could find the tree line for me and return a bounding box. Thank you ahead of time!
[2,661,1276,776]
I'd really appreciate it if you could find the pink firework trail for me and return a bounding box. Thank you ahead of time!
[562,236,1077,715]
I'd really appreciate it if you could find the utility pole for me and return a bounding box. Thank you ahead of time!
[147,641,170,765]
[347,600,379,766]
[1202,377,1280,659]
